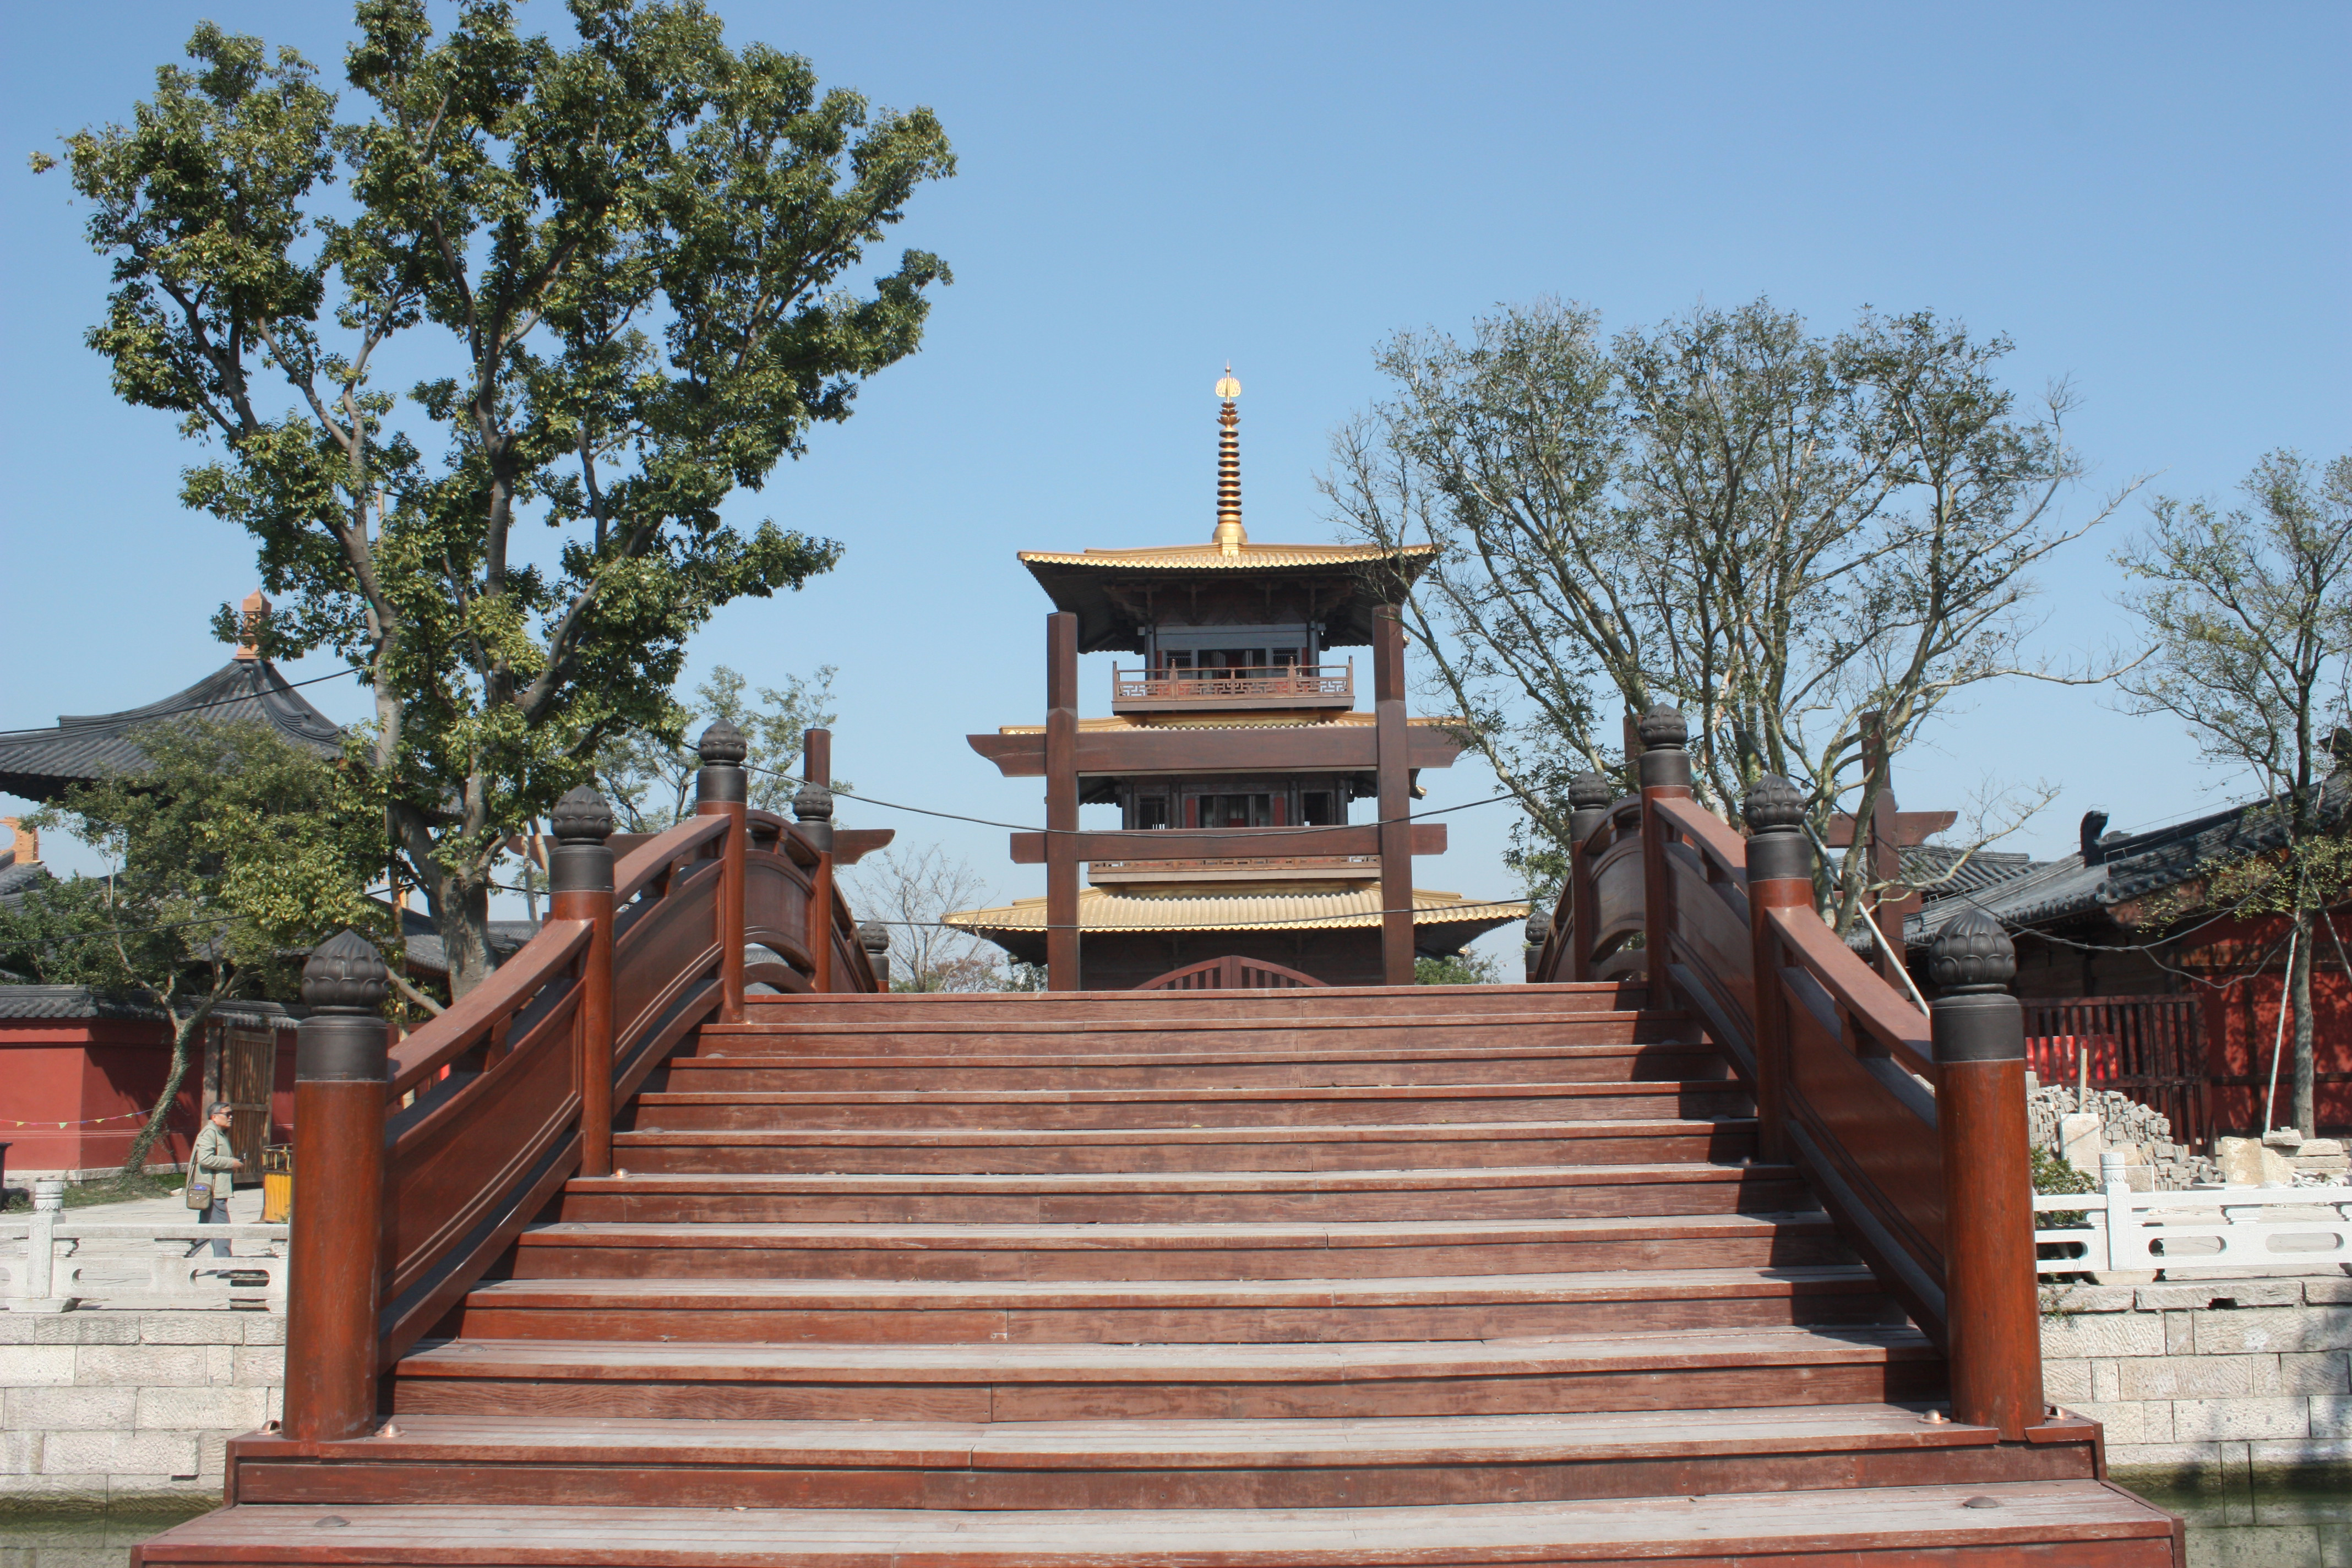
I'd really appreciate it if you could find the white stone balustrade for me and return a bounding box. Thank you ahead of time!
[2,1215,288,1313]
[2036,1156,2352,1277]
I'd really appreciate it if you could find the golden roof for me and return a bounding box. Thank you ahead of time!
[1018,540,1436,573]
[944,884,1527,937]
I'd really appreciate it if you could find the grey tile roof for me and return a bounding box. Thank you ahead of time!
[0,658,345,803]
[1902,846,2038,903]
[0,984,164,1021]
[1906,775,2350,946]
[397,904,541,977]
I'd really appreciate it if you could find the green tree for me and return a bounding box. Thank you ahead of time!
[45,2,953,995]
[0,721,390,1175]
[1414,949,1502,986]
[1325,297,2132,928]
[594,662,839,832]
[2116,450,2352,1137]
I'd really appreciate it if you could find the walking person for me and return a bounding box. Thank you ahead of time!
[187,1102,244,1260]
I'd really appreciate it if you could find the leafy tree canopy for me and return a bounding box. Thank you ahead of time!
[44,0,954,994]
[0,720,392,1173]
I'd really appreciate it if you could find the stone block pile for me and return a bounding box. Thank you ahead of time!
[2026,1081,2218,1190]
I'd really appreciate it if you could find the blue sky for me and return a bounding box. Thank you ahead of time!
[3,2,2345,970]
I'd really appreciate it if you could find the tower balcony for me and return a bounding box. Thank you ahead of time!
[1110,660,1354,712]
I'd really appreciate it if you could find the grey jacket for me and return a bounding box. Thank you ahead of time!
[190,1122,240,1184]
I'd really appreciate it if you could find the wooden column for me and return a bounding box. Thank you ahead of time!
[695,720,749,1023]
[1046,612,1082,990]
[1741,776,1813,1165]
[1928,907,2043,1440]
[1564,772,1613,983]
[548,786,615,1179]
[795,736,836,994]
[1374,606,1413,986]
[282,930,390,1442]
[1636,706,1692,1003]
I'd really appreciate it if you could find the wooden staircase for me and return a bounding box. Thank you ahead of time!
[145,982,2181,1566]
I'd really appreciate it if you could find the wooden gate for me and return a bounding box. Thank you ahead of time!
[218,1026,278,1175]
[2024,994,2210,1152]
[1139,955,1326,990]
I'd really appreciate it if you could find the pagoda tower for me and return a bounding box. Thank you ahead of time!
[950,371,1522,989]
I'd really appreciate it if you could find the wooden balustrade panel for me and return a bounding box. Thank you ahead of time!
[1588,836,1646,966]
[1651,796,1751,890]
[379,981,584,1362]
[1780,968,1947,1333]
[744,849,816,976]
[830,881,879,993]
[613,857,722,1060]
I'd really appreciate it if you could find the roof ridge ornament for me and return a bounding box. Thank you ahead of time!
[1212,364,1245,556]
[232,590,269,661]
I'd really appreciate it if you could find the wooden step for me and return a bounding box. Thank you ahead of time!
[556,1163,1812,1224]
[509,1212,1847,1283]
[690,1011,1697,1061]
[749,981,1647,1026]
[663,1040,1725,1088]
[391,1326,1944,1421]
[223,1406,2101,1512]
[628,1081,1752,1133]
[611,1117,1757,1174]
[452,1265,1902,1344]
[135,1481,2184,1566]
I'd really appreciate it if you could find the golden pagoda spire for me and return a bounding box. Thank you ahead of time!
[1212,364,1245,554]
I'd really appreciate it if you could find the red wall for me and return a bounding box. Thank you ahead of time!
[2182,911,2352,1135]
[0,1019,203,1177]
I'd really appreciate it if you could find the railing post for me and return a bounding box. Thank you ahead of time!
[1741,776,1813,1165]
[1373,606,1414,986]
[860,921,892,991]
[1928,907,2043,1440]
[549,786,616,1179]
[282,930,390,1443]
[794,775,835,993]
[1522,906,1550,983]
[1636,706,1692,1002]
[1046,612,1082,990]
[1565,772,1613,983]
[695,721,749,1023]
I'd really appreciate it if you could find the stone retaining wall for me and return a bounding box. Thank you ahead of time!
[2043,1275,2351,1484]
[1,1311,281,1504]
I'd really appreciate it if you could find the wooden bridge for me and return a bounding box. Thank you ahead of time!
[132,712,2182,1566]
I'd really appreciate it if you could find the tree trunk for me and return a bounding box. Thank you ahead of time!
[2290,907,2317,1136]
[119,992,226,1179]
[427,868,495,1000]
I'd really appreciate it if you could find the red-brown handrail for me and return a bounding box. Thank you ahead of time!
[280,723,884,1446]
[1529,709,2045,1441]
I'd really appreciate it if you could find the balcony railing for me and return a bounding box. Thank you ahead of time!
[1112,661,1354,709]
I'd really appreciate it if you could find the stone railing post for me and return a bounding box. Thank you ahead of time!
[1636,706,1692,1001]
[549,786,616,1179]
[1741,775,1813,1165]
[794,777,835,993]
[1928,907,2043,1440]
[695,720,749,1023]
[1522,907,1550,982]
[16,1180,69,1311]
[859,921,892,992]
[283,930,390,1442]
[1565,771,1614,982]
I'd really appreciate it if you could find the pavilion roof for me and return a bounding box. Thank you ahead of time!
[1017,540,1438,652]
[945,884,1525,961]
[0,656,346,803]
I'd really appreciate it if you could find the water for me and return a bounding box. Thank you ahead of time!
[2,1485,2345,1565]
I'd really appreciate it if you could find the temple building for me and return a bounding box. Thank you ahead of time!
[947,371,1522,989]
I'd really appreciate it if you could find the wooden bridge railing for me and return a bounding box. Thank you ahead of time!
[1527,707,2045,1441]
[280,722,884,1445]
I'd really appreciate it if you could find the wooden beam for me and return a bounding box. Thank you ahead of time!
[1008,822,1447,864]
[1822,810,1957,847]
[1375,608,1412,985]
[1045,613,1081,990]
[966,725,1468,778]
[830,827,895,866]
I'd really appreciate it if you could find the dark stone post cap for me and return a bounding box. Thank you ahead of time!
[1928,907,2023,1063]
[551,786,614,845]
[297,930,390,1082]
[794,779,835,851]
[1741,774,1815,884]
[695,720,749,805]
[857,921,891,955]
[302,930,389,1014]
[1636,705,1692,790]
[1567,772,1614,810]
[548,785,616,894]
